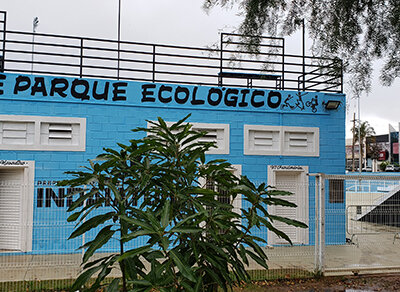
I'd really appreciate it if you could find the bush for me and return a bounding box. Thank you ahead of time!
[59,116,307,292]
[379,161,389,171]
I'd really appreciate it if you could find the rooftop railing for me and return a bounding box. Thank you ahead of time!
[0,11,342,93]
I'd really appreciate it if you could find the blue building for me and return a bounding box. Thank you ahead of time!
[0,12,345,255]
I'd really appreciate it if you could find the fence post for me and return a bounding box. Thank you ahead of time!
[319,174,326,273]
[313,173,326,274]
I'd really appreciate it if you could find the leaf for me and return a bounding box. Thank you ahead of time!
[246,249,269,270]
[120,215,155,232]
[258,217,292,244]
[161,199,171,228]
[67,212,81,222]
[169,210,205,231]
[169,249,196,282]
[82,225,116,263]
[105,181,122,202]
[122,229,157,242]
[194,277,203,292]
[118,245,152,262]
[265,197,297,207]
[67,188,98,212]
[69,212,114,239]
[169,227,202,234]
[71,265,102,291]
[106,278,120,292]
[239,244,249,266]
[268,214,308,228]
[83,254,116,270]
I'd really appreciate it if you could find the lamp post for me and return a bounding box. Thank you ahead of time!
[302,18,305,91]
[117,0,121,80]
[358,96,362,173]
[31,17,39,74]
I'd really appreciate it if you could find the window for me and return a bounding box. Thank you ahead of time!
[0,115,86,151]
[329,179,344,203]
[244,125,281,155]
[0,121,35,146]
[0,160,34,252]
[244,125,319,157]
[148,121,229,155]
[201,165,241,215]
[282,127,319,156]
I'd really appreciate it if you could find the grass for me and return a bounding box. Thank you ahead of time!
[0,268,313,291]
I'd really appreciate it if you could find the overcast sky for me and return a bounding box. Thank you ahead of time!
[1,0,399,137]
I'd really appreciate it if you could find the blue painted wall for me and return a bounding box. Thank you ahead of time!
[0,73,346,253]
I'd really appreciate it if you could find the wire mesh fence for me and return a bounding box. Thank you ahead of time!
[3,174,400,290]
[325,174,400,275]
[0,178,317,290]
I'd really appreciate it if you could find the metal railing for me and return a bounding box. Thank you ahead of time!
[0,11,343,93]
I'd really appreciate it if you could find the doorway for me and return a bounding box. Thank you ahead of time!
[0,161,34,252]
[267,165,309,245]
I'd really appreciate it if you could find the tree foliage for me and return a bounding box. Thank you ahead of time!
[58,115,307,292]
[351,120,375,169]
[203,0,400,96]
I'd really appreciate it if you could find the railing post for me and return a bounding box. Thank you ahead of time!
[80,38,83,78]
[302,19,306,91]
[281,38,285,90]
[1,11,6,73]
[152,45,156,83]
[219,33,223,87]
[340,59,343,93]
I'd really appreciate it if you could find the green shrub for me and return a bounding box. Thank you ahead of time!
[59,116,307,292]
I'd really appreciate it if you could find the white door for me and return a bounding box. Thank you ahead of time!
[0,169,23,251]
[268,168,308,245]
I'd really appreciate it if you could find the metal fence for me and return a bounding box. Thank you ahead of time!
[323,174,400,275]
[5,174,400,290]
[0,11,342,94]
[0,178,318,291]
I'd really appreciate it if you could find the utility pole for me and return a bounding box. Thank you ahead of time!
[351,112,356,172]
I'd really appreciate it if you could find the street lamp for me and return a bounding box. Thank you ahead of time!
[31,16,39,74]
[358,96,362,173]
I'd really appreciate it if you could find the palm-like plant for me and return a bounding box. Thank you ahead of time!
[351,121,375,170]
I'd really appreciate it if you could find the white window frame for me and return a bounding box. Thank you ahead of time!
[244,125,319,157]
[148,121,230,155]
[282,126,319,157]
[0,115,86,151]
[0,160,34,252]
[244,125,281,156]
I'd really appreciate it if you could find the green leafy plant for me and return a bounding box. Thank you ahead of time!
[379,161,389,171]
[59,115,307,292]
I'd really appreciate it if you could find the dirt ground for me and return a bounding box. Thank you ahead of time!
[234,273,400,291]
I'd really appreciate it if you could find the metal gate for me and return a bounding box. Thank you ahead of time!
[321,173,400,275]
